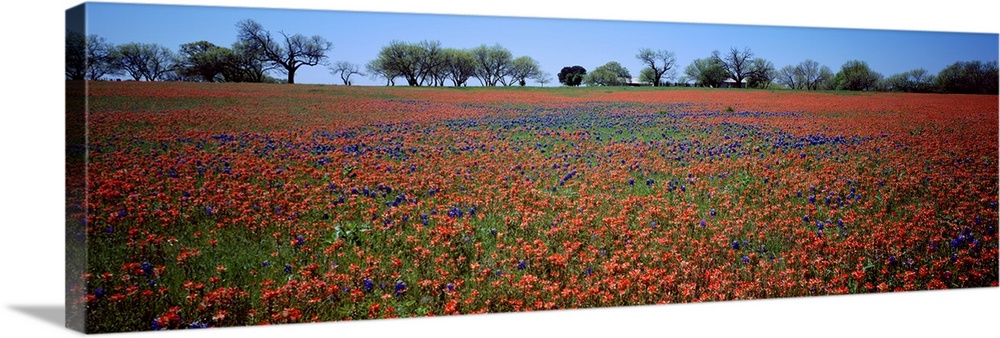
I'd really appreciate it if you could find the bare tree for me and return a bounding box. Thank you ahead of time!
[635,48,676,87]
[533,71,553,87]
[66,32,117,80]
[776,65,804,89]
[714,47,754,88]
[66,31,87,80]
[236,19,332,84]
[111,42,175,81]
[330,61,364,85]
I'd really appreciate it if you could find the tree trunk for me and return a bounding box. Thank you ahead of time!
[287,67,296,84]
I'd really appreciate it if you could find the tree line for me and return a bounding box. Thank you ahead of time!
[66,19,998,94]
[65,19,330,84]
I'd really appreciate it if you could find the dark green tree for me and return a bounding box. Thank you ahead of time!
[935,61,998,94]
[746,58,776,89]
[177,41,230,82]
[833,60,882,91]
[683,57,728,87]
[558,66,587,86]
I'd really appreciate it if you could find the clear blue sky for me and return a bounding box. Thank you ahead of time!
[81,2,998,86]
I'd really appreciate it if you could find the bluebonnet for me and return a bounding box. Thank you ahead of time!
[742,256,750,264]
[141,261,153,276]
[517,260,527,270]
[394,280,407,297]
[362,278,374,293]
[189,322,210,329]
[732,241,740,250]
[284,264,292,274]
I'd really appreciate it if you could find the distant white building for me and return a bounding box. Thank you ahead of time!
[719,78,747,88]
[628,78,654,86]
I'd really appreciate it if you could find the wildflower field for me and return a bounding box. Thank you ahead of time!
[66,81,998,332]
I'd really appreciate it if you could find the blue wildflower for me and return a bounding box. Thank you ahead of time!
[284,264,292,274]
[517,260,527,270]
[732,241,740,250]
[742,256,750,264]
[362,278,374,293]
[188,322,210,329]
[394,280,407,297]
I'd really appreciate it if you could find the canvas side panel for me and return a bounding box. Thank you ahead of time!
[65,3,88,334]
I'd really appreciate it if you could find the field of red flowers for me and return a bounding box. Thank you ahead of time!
[66,81,998,332]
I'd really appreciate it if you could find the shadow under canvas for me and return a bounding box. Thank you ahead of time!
[9,305,65,328]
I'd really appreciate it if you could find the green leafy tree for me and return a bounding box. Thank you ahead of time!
[935,60,998,94]
[638,67,658,85]
[220,40,275,83]
[746,58,776,89]
[684,57,728,87]
[833,60,882,91]
[373,40,447,87]
[177,41,231,82]
[883,68,935,93]
[441,48,476,87]
[558,66,587,86]
[508,56,541,86]
[470,44,513,86]
[584,61,631,86]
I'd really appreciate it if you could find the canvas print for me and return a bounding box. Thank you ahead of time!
[65,2,999,334]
